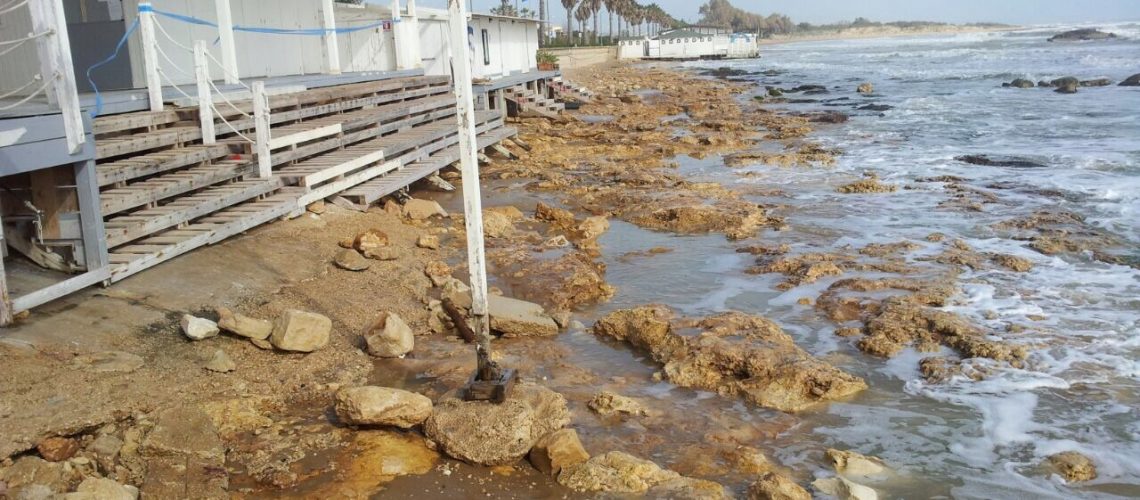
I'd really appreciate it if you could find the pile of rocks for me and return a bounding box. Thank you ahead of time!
[180,307,333,370]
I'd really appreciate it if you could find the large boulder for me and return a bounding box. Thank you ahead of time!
[1120,73,1140,86]
[488,294,559,337]
[528,428,590,476]
[216,307,272,340]
[64,477,138,500]
[334,386,432,428]
[1007,78,1034,89]
[270,309,332,352]
[747,472,811,500]
[364,312,414,358]
[593,307,866,412]
[1047,28,1117,42]
[404,199,448,220]
[423,383,569,465]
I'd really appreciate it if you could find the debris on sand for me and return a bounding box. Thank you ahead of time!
[216,307,272,340]
[593,306,866,412]
[181,314,219,341]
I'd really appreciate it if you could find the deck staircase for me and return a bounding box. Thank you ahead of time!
[548,77,593,105]
[91,73,515,283]
[503,86,564,119]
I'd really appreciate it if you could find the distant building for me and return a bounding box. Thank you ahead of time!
[617,28,758,60]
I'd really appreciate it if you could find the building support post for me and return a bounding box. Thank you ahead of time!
[194,41,216,145]
[392,0,410,70]
[215,0,240,84]
[320,0,341,75]
[252,81,271,179]
[447,0,500,389]
[405,0,421,67]
[29,0,85,154]
[137,3,163,112]
[0,212,11,327]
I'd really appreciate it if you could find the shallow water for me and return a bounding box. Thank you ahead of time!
[591,24,1140,498]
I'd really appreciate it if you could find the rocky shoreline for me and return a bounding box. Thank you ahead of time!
[0,61,1115,498]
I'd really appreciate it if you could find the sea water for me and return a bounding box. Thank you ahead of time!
[644,23,1139,498]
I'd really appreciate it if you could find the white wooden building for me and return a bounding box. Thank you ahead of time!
[617,29,759,61]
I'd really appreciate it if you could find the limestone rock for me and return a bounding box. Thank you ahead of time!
[482,210,516,238]
[180,315,219,341]
[270,309,332,353]
[1007,78,1034,89]
[0,457,68,496]
[488,294,559,337]
[36,437,79,462]
[1045,451,1097,482]
[557,451,679,493]
[857,82,874,93]
[576,216,610,241]
[486,205,525,221]
[748,472,811,500]
[535,202,576,228]
[204,350,236,373]
[416,234,440,250]
[334,248,371,271]
[353,229,389,252]
[71,351,144,373]
[334,386,432,428]
[647,477,730,499]
[88,434,123,471]
[141,406,224,461]
[423,383,569,465]
[813,476,878,500]
[250,338,273,350]
[593,307,866,412]
[364,312,414,358]
[827,449,888,477]
[65,477,138,500]
[216,307,272,340]
[529,429,590,476]
[587,391,647,417]
[363,246,400,261]
[404,199,448,220]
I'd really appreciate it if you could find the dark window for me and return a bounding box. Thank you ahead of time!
[482,29,490,65]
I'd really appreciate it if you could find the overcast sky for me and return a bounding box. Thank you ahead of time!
[403,0,1140,27]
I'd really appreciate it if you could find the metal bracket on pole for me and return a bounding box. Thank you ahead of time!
[447,0,514,403]
[194,41,216,145]
[215,0,240,85]
[252,81,271,179]
[138,3,163,112]
[321,0,342,75]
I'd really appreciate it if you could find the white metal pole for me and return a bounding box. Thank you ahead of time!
[194,41,216,145]
[446,0,493,370]
[137,3,164,112]
[320,0,341,75]
[392,0,409,70]
[252,81,271,179]
[406,0,421,67]
[28,0,85,154]
[215,0,240,85]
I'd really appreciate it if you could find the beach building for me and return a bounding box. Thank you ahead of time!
[617,27,759,61]
[0,0,562,324]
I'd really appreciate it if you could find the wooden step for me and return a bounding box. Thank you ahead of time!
[267,93,456,151]
[96,126,203,161]
[104,178,281,247]
[108,188,305,282]
[96,143,238,186]
[100,159,254,215]
[93,109,183,136]
[340,125,517,207]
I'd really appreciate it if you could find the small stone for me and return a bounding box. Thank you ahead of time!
[826,449,887,477]
[180,315,219,341]
[416,234,440,250]
[250,337,273,350]
[424,261,452,285]
[215,307,272,340]
[334,248,371,271]
[488,295,559,337]
[363,247,399,261]
[364,312,415,358]
[550,311,572,329]
[306,201,327,214]
[1045,451,1097,482]
[812,476,878,500]
[270,309,332,353]
[587,391,647,417]
[404,199,448,220]
[529,429,589,476]
[204,350,236,373]
[576,216,609,241]
[353,229,389,252]
[36,437,79,462]
[857,82,874,94]
[335,386,433,428]
[747,472,810,500]
[542,235,570,248]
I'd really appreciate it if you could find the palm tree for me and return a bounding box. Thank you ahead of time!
[574,2,590,44]
[585,0,602,44]
[603,0,622,41]
[561,0,577,43]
